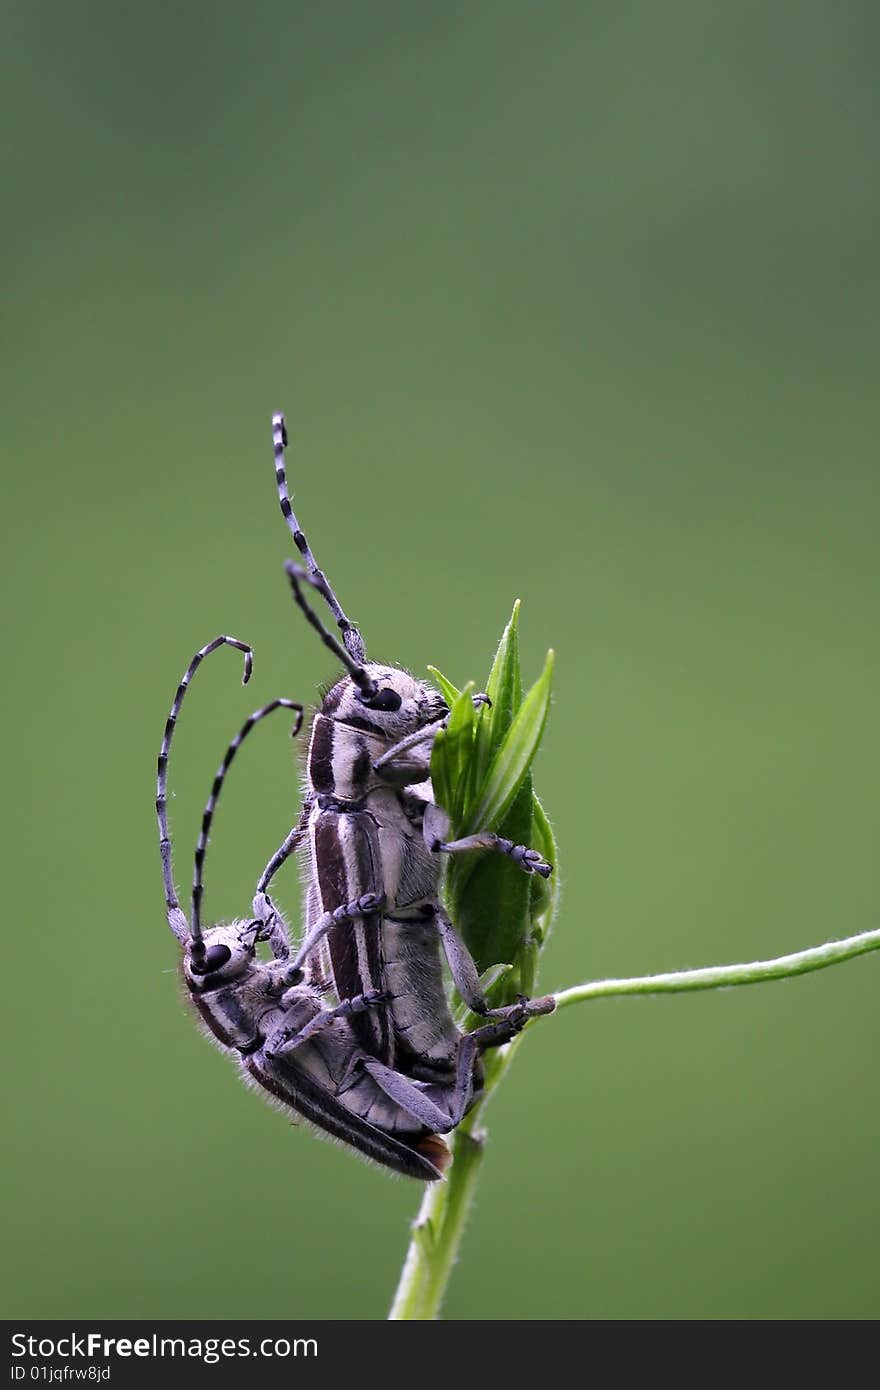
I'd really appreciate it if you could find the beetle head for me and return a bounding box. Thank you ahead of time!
[323,665,447,741]
[184,921,257,990]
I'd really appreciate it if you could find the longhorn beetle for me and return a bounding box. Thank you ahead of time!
[250,412,556,1142]
[157,636,469,1179]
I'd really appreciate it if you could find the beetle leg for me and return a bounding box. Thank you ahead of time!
[431,830,552,878]
[286,892,386,978]
[434,906,555,1025]
[264,989,386,1059]
[252,807,312,960]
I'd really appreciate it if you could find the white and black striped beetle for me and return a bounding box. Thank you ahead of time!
[245,413,556,1173]
[157,637,472,1179]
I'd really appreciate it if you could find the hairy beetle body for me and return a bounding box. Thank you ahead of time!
[187,919,450,1180]
[304,677,463,1074]
[252,413,556,1146]
[155,410,556,1183]
[156,637,455,1181]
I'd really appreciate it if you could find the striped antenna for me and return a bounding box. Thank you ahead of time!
[272,411,367,663]
[156,637,253,948]
[191,698,304,941]
[285,561,378,699]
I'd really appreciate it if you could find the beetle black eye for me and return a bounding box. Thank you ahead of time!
[360,687,402,713]
[191,943,232,976]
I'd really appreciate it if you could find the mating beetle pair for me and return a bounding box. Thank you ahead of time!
[155,413,555,1179]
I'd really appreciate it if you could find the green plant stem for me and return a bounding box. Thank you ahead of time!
[388,1047,514,1320]
[553,925,880,1010]
[389,925,880,1320]
[387,1117,485,1321]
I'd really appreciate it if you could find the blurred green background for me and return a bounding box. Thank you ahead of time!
[3,0,878,1320]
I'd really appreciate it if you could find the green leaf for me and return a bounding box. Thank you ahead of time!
[426,665,462,708]
[464,648,554,836]
[529,795,559,948]
[427,609,557,995]
[453,774,535,986]
[485,599,523,734]
[431,682,475,824]
[430,724,454,822]
[467,600,522,810]
[520,797,560,995]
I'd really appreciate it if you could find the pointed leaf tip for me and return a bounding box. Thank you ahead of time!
[466,647,554,835]
[426,665,461,707]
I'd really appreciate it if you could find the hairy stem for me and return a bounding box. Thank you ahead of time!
[553,925,880,1010]
[389,924,880,1319]
[388,1047,513,1321]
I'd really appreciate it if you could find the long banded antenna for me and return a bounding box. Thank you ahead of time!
[156,637,253,946]
[285,561,377,699]
[272,412,366,662]
[191,698,304,941]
